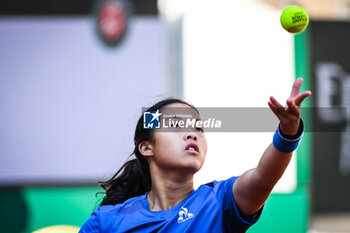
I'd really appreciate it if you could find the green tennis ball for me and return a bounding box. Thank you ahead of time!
[280,5,309,34]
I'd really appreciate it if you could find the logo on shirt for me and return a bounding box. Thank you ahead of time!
[177,206,194,223]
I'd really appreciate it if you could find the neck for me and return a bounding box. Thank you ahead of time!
[147,168,194,211]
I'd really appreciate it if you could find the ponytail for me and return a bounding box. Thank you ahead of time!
[99,153,151,206]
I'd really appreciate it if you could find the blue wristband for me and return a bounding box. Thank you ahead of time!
[273,120,304,153]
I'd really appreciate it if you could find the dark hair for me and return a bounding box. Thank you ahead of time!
[98,98,198,206]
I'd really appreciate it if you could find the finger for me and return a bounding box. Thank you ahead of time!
[290,77,303,98]
[286,98,298,109]
[286,99,300,118]
[294,90,312,106]
[270,96,284,108]
[268,100,277,108]
[268,101,279,116]
[268,101,287,121]
[269,97,289,117]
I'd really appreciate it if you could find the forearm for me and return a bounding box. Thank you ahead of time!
[253,143,293,189]
[253,117,304,188]
[233,123,302,215]
[233,143,293,215]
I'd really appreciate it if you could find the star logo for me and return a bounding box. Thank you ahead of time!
[150,110,162,122]
[143,110,162,129]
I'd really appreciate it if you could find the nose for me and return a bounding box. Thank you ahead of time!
[185,132,198,142]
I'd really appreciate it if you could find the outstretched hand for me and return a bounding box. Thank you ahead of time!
[268,78,312,135]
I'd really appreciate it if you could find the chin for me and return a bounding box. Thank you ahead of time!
[182,161,203,174]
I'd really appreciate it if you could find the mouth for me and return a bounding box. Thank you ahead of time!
[185,143,199,155]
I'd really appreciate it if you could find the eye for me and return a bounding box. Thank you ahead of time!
[195,127,204,132]
[170,122,181,128]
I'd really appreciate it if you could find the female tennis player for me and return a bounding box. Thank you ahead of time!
[80,78,311,232]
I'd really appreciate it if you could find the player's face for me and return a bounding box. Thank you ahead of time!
[150,103,208,174]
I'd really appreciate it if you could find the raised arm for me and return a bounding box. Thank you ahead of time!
[232,78,312,216]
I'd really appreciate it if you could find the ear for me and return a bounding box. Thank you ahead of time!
[138,141,154,157]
